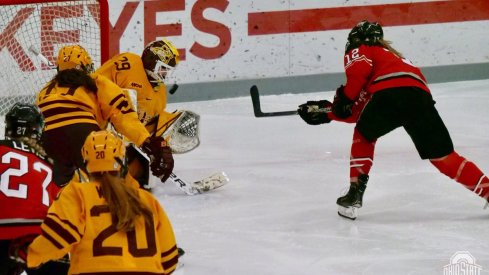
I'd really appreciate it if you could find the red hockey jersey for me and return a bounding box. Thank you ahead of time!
[0,140,59,239]
[343,44,430,101]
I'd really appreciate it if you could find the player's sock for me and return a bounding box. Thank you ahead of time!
[349,128,376,181]
[430,151,489,202]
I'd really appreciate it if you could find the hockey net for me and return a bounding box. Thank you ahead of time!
[0,0,108,137]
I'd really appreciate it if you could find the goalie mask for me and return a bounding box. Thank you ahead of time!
[81,131,126,173]
[5,103,44,141]
[141,39,180,86]
[345,20,383,53]
[57,45,94,73]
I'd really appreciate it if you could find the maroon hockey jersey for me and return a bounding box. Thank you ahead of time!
[343,44,430,101]
[0,140,59,239]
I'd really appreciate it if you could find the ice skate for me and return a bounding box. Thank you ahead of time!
[337,174,369,220]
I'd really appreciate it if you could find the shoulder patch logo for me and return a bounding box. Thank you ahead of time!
[130,82,142,88]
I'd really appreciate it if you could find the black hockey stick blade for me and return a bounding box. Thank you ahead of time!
[169,83,179,94]
[250,85,298,117]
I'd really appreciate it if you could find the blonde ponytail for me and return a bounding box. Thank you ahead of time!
[94,172,153,231]
[18,137,49,161]
[378,39,404,59]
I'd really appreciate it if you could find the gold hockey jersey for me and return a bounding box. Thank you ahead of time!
[26,178,179,274]
[36,74,150,147]
[96,53,180,137]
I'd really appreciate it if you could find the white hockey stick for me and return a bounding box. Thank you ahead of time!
[28,45,56,69]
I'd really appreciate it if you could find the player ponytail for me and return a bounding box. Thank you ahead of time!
[51,68,97,93]
[82,131,153,231]
[18,136,49,161]
[92,172,153,231]
[378,39,404,59]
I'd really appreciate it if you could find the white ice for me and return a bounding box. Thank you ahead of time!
[158,79,489,275]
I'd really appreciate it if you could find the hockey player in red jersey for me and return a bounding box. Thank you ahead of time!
[0,103,68,275]
[298,20,489,220]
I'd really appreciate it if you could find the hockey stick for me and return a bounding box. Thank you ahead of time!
[132,145,228,195]
[250,85,333,118]
[168,171,229,195]
[28,45,56,69]
[250,85,298,117]
[169,83,179,94]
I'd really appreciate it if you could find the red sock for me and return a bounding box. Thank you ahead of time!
[430,151,489,201]
[349,128,376,181]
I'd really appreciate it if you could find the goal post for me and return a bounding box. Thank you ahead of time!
[0,0,109,119]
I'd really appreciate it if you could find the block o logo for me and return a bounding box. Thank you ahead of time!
[443,251,482,275]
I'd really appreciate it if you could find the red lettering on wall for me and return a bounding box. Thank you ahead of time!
[40,6,83,69]
[0,8,36,71]
[144,0,185,60]
[249,0,489,35]
[190,0,231,59]
[107,2,138,59]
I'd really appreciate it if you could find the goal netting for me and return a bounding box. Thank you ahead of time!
[0,0,108,136]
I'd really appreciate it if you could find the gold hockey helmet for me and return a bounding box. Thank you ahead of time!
[81,131,126,173]
[57,45,94,73]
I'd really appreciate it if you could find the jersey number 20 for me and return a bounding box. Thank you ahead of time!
[91,205,157,257]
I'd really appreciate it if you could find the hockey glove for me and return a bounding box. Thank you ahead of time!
[142,136,174,183]
[332,85,354,119]
[297,100,332,125]
[8,234,37,266]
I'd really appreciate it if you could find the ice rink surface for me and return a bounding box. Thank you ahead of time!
[156,79,489,275]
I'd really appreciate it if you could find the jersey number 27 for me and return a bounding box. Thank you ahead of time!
[0,151,53,206]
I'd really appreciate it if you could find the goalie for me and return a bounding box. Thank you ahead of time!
[96,39,200,190]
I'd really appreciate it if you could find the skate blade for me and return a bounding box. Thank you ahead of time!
[337,205,358,220]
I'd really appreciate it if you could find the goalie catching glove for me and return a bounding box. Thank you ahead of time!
[297,100,332,125]
[157,110,201,154]
[141,136,174,182]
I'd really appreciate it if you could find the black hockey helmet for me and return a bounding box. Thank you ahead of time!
[5,103,44,141]
[345,20,383,53]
